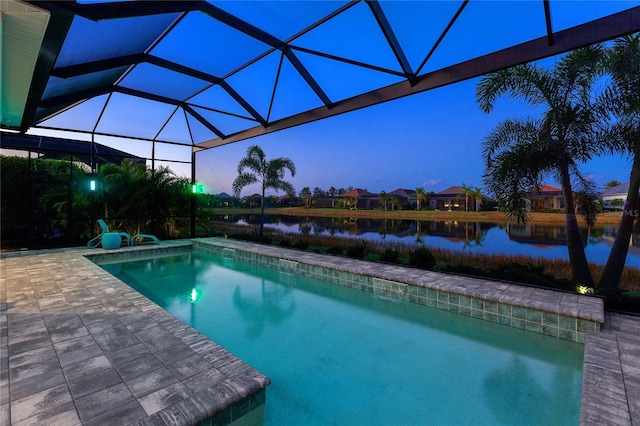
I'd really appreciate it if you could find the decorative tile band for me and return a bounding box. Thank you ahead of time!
[203,389,266,426]
[193,241,599,343]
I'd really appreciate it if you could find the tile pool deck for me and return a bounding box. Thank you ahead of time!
[1,237,638,425]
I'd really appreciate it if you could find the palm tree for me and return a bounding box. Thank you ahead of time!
[415,187,428,210]
[232,145,296,237]
[406,192,416,210]
[597,34,640,289]
[461,183,474,212]
[379,191,392,211]
[604,180,622,189]
[472,186,484,212]
[299,187,312,209]
[476,46,605,287]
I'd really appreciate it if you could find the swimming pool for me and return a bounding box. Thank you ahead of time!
[99,249,584,425]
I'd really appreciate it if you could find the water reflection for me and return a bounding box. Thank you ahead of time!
[232,278,296,338]
[483,355,581,424]
[213,214,640,268]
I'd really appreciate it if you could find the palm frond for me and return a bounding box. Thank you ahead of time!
[476,64,552,113]
[572,173,599,227]
[232,173,258,197]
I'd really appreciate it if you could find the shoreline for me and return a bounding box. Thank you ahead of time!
[208,207,624,226]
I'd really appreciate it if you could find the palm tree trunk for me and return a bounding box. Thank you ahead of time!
[599,156,640,289]
[559,163,594,286]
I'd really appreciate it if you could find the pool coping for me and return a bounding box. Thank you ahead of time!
[1,241,270,425]
[2,237,637,425]
[193,238,605,343]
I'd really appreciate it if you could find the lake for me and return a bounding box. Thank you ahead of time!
[210,214,640,269]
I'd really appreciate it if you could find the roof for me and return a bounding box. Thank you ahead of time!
[602,182,630,196]
[435,185,467,196]
[3,0,639,152]
[244,193,263,199]
[389,188,416,198]
[216,192,236,199]
[339,188,376,198]
[528,184,563,196]
[0,133,144,166]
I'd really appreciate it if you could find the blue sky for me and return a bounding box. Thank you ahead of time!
[20,0,638,198]
[195,74,632,197]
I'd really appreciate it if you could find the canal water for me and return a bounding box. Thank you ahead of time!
[210,214,640,269]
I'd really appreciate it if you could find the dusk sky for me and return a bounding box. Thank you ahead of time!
[195,72,631,197]
[19,0,637,198]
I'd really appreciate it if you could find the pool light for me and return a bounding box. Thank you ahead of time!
[190,287,202,303]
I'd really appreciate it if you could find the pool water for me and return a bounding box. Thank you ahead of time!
[99,251,584,425]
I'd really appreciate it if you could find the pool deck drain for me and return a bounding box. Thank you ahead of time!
[1,238,638,425]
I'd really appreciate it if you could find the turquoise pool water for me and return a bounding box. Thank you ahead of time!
[99,251,584,425]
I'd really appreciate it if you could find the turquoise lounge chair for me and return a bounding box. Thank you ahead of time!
[131,233,161,245]
[87,219,131,248]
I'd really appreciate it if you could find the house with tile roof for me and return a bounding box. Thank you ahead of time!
[338,188,379,210]
[213,192,239,207]
[429,186,467,210]
[602,182,629,211]
[526,184,564,212]
[389,188,417,208]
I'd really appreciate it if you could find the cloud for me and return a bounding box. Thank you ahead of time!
[422,179,442,188]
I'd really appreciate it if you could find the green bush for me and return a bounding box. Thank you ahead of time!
[293,240,309,250]
[346,242,367,258]
[408,247,435,269]
[279,239,291,247]
[327,245,345,255]
[598,288,640,313]
[381,248,401,263]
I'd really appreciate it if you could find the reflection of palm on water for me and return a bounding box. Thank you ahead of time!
[233,278,295,338]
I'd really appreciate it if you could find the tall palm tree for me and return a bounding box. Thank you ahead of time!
[476,46,605,286]
[232,145,296,237]
[597,34,640,289]
[461,183,474,212]
[415,187,428,210]
[472,186,484,212]
[299,187,312,209]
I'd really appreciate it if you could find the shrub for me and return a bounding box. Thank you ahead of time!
[381,248,401,263]
[346,241,367,258]
[279,239,291,247]
[293,240,309,250]
[327,245,345,255]
[598,288,640,313]
[260,236,272,245]
[408,247,435,269]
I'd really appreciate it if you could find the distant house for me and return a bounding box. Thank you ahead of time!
[338,188,379,210]
[214,192,238,208]
[526,184,564,212]
[430,186,467,210]
[389,188,416,208]
[602,182,630,211]
[242,193,263,208]
[277,193,302,207]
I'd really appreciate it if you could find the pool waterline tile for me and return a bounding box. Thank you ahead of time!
[194,239,603,343]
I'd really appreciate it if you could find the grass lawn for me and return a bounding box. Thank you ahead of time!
[209,207,623,226]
